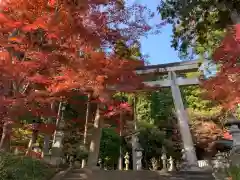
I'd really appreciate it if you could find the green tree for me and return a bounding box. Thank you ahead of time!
[181,86,223,118]
[138,125,165,169]
[114,40,143,61]
[99,128,121,168]
[150,89,174,126]
[136,93,153,125]
[135,91,179,169]
[157,0,240,58]
[180,72,224,121]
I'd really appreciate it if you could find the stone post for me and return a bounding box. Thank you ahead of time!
[136,150,143,170]
[87,105,103,168]
[134,136,143,170]
[169,71,198,170]
[42,135,50,157]
[69,155,74,167]
[42,103,54,158]
[14,147,19,155]
[168,156,176,172]
[160,147,168,173]
[82,93,91,168]
[132,96,138,170]
[131,134,137,170]
[118,112,123,170]
[98,158,102,169]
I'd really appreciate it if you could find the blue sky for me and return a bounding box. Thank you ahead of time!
[130,1,217,77]
[137,0,180,65]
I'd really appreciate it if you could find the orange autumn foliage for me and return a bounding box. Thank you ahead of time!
[203,24,240,109]
[0,0,155,149]
[0,0,152,100]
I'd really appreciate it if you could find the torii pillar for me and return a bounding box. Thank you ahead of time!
[169,71,199,170]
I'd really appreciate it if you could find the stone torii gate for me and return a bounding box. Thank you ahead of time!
[134,60,201,170]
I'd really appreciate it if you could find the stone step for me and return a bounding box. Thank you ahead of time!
[71,169,87,173]
[62,169,214,180]
[64,179,90,180]
[65,173,87,178]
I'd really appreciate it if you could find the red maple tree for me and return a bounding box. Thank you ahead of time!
[0,0,154,151]
[203,24,240,109]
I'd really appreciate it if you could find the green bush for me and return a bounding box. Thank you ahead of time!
[227,165,240,180]
[0,152,55,180]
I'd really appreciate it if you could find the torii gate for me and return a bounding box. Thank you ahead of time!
[134,60,201,170]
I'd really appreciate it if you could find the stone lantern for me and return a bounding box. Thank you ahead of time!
[212,151,229,180]
[225,114,240,167]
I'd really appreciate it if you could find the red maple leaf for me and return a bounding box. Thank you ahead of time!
[223,132,232,140]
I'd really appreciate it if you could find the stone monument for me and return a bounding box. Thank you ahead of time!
[134,136,143,170]
[168,156,176,172]
[98,158,102,169]
[180,149,188,170]
[124,152,130,170]
[160,147,168,173]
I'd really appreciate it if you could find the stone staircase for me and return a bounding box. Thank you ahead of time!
[61,168,214,180]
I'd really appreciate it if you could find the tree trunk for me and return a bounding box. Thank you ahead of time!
[87,104,103,168]
[43,135,50,154]
[43,103,54,156]
[51,102,65,166]
[0,121,3,141]
[52,102,62,144]
[118,112,123,170]
[82,93,91,168]
[0,121,11,152]
[0,81,13,152]
[32,128,39,145]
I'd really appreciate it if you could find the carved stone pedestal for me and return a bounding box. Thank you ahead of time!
[180,149,200,171]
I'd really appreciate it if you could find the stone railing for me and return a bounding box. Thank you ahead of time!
[198,160,210,168]
[198,159,229,169]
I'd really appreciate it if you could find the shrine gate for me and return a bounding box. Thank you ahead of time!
[134,60,201,170]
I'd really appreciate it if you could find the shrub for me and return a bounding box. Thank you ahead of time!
[227,165,240,180]
[0,152,55,180]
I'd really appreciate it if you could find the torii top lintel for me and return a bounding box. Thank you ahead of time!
[108,61,201,92]
[135,60,200,75]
